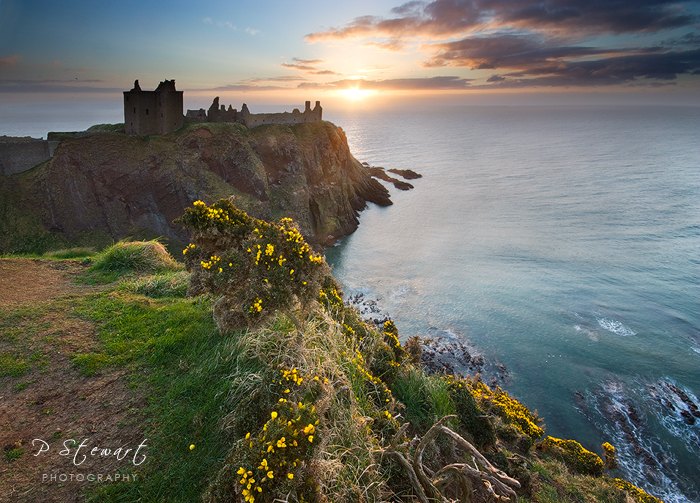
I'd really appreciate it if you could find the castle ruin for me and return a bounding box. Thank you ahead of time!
[124,80,184,136]
[124,80,322,135]
[185,97,322,128]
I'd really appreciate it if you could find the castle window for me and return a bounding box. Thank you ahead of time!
[133,107,136,113]
[146,109,149,115]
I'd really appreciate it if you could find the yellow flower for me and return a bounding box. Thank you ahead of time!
[189,444,195,450]
[287,473,294,480]
[267,470,274,479]
[308,435,314,443]
[271,411,278,420]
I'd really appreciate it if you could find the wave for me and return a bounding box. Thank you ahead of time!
[596,316,636,336]
[575,379,698,503]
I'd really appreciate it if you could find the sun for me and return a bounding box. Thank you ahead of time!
[343,87,372,100]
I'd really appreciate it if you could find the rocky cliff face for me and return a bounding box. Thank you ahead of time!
[0,121,390,253]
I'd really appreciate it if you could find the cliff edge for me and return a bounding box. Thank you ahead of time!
[0,121,391,253]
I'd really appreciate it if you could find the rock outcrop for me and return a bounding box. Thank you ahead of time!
[0,121,391,253]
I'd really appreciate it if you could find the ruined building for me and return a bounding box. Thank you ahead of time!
[185,98,322,128]
[122,80,322,135]
[124,80,184,135]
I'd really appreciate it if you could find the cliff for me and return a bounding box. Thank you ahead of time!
[0,121,391,253]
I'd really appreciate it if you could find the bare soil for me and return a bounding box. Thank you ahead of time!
[0,259,147,502]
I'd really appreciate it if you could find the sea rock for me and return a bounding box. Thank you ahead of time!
[387,168,422,180]
[366,166,415,191]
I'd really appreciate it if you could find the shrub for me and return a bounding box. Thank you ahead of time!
[535,436,604,477]
[468,379,544,440]
[176,199,330,333]
[611,478,663,503]
[443,375,496,448]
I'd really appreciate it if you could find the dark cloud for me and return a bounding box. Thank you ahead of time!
[424,34,610,69]
[297,75,472,91]
[483,48,700,86]
[305,0,698,42]
[391,1,428,15]
[423,33,700,84]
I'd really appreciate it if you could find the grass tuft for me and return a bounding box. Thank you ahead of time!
[86,240,182,283]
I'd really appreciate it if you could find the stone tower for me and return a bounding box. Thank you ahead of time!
[124,79,183,135]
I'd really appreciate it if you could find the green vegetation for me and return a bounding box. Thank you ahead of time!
[0,228,662,503]
[84,239,182,283]
[86,123,125,133]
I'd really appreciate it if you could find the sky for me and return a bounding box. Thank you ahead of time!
[1,0,699,113]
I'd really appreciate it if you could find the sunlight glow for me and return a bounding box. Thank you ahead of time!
[343,87,373,100]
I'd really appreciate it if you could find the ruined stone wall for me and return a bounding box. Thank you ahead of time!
[185,99,322,129]
[0,137,57,176]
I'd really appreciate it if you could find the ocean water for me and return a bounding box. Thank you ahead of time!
[323,105,700,502]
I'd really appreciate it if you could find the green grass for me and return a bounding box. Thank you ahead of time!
[64,286,248,502]
[43,247,96,259]
[4,448,24,462]
[392,366,456,432]
[119,270,190,298]
[0,352,29,377]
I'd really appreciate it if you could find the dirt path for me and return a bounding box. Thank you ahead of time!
[0,259,93,306]
[0,259,147,502]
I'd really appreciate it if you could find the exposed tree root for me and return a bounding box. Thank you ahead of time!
[376,416,520,502]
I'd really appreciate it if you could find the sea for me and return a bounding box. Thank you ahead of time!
[323,104,700,503]
[3,102,699,502]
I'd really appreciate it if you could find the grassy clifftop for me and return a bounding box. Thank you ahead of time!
[0,240,663,503]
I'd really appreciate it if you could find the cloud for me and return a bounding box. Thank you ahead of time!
[297,75,473,91]
[281,58,333,73]
[423,34,610,69]
[242,76,310,83]
[362,40,407,52]
[245,27,260,35]
[202,17,212,24]
[0,79,118,93]
[293,58,324,65]
[420,33,700,85]
[305,0,699,42]
[0,55,19,67]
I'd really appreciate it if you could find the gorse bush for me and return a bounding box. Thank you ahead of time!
[176,199,330,332]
